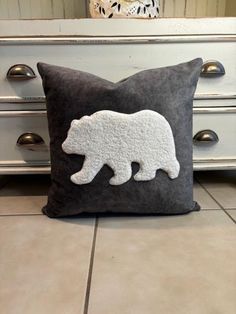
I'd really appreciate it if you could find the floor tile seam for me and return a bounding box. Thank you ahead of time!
[194,176,220,210]
[0,195,47,197]
[83,216,99,314]
[201,208,221,210]
[0,213,43,217]
[224,210,236,224]
[195,177,223,209]
[223,210,236,224]
[195,178,236,225]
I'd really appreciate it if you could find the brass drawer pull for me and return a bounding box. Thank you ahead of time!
[16,133,48,152]
[200,60,225,77]
[7,64,36,80]
[193,130,219,145]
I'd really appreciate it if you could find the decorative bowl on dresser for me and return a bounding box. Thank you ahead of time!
[0,18,235,174]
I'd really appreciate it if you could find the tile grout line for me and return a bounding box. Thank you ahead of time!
[0,213,43,217]
[195,177,236,224]
[223,211,236,224]
[83,216,99,314]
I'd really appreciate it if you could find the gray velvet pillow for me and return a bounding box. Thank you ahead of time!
[37,59,202,218]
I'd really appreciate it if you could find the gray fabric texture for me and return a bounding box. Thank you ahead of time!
[37,59,202,218]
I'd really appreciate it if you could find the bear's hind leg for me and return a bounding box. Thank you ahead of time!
[108,160,132,185]
[162,159,180,179]
[134,162,157,182]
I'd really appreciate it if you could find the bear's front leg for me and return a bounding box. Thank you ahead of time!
[70,157,103,185]
[108,160,132,185]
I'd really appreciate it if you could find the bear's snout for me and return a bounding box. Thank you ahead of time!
[62,141,71,154]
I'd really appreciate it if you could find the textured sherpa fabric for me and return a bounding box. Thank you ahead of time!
[37,58,202,218]
[62,110,180,185]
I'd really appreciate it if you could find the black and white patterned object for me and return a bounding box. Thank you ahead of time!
[90,0,160,18]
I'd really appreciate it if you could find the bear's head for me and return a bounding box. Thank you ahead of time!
[62,116,93,155]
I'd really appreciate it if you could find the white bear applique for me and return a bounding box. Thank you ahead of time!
[62,110,180,185]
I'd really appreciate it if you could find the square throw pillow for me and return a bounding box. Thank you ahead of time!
[37,58,202,218]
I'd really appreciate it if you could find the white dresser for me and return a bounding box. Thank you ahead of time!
[0,18,235,174]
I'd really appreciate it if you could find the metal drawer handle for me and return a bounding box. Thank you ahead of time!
[200,60,225,77]
[193,130,219,145]
[16,133,48,152]
[7,64,36,80]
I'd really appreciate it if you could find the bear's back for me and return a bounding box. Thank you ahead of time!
[90,110,168,126]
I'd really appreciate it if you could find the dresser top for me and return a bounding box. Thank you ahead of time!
[0,18,235,37]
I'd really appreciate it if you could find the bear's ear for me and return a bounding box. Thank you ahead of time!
[71,119,79,127]
[80,115,90,121]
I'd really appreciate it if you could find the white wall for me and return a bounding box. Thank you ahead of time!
[0,0,229,19]
[160,0,226,17]
[0,0,87,19]
[225,0,236,16]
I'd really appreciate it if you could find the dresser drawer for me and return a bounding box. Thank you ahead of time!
[0,111,49,166]
[193,108,236,162]
[0,108,235,172]
[0,39,235,98]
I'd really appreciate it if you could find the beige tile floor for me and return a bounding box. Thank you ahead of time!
[0,171,235,314]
